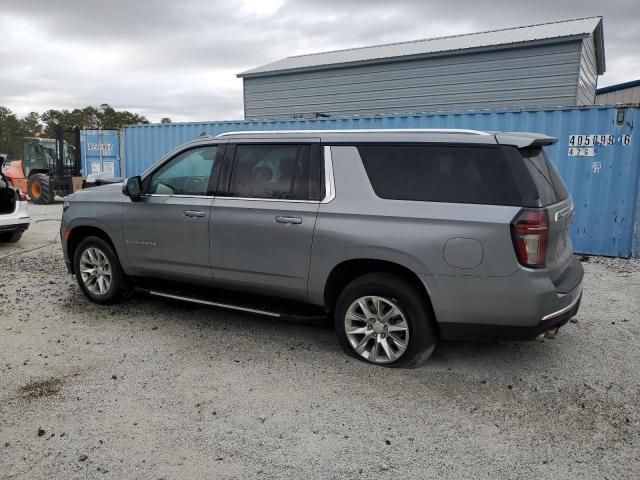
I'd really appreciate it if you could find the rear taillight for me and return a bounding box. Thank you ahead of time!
[18,191,28,202]
[511,209,548,268]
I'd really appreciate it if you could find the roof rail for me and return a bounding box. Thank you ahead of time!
[214,128,490,138]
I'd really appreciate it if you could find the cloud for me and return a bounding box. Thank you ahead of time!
[1,0,637,122]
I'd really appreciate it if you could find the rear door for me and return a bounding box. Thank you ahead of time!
[210,139,322,301]
[122,144,222,281]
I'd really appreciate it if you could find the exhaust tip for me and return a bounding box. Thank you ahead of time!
[544,327,560,340]
[536,327,561,342]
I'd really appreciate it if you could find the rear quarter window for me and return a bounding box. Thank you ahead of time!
[357,144,521,206]
[520,148,569,206]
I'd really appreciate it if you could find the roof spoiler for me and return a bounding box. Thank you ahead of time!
[494,132,558,149]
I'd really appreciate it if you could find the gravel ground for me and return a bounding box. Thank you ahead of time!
[1,204,639,479]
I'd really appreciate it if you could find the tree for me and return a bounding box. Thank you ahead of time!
[0,106,22,158]
[40,104,148,136]
[19,112,43,137]
[0,104,149,158]
[160,117,172,124]
[96,104,148,129]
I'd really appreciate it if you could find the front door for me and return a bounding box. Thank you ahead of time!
[211,142,322,301]
[123,144,220,281]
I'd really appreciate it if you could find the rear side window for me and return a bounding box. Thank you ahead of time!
[229,144,320,200]
[357,145,521,206]
[520,148,569,206]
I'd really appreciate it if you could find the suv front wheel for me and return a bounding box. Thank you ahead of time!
[334,273,437,368]
[74,236,127,304]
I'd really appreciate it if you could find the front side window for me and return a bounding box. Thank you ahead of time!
[358,144,522,206]
[229,144,315,200]
[147,146,217,196]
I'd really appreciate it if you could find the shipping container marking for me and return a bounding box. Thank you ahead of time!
[568,134,631,146]
[591,161,602,173]
[568,147,595,156]
[91,162,114,175]
[87,143,114,152]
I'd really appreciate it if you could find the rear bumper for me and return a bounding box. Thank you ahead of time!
[439,288,582,341]
[425,258,585,341]
[0,222,29,233]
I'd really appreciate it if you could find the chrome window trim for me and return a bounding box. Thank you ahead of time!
[145,194,318,204]
[142,145,336,204]
[321,145,336,204]
[145,194,214,199]
[215,196,319,204]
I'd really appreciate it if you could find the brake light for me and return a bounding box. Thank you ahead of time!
[18,191,28,202]
[511,209,548,268]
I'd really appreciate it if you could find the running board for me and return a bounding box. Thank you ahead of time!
[134,285,327,323]
[145,290,281,318]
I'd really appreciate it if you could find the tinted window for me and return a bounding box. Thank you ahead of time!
[520,148,569,206]
[230,144,315,200]
[357,145,521,206]
[148,146,217,196]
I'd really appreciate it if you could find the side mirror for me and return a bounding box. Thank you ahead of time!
[122,176,143,201]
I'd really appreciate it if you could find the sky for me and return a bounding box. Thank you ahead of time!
[0,0,638,123]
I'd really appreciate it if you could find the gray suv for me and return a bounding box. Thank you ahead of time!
[61,129,583,367]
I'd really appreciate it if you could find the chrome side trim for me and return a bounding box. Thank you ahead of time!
[541,282,583,321]
[322,145,336,204]
[148,290,281,318]
[215,128,490,138]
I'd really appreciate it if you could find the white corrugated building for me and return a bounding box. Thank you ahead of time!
[596,80,640,104]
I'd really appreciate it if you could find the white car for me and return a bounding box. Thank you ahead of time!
[0,169,30,243]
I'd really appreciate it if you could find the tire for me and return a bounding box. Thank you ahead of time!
[73,236,128,304]
[0,231,23,243]
[334,273,437,368]
[28,173,53,204]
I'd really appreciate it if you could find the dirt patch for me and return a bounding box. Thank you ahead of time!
[18,377,63,399]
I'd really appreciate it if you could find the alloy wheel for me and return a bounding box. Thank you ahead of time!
[344,295,410,364]
[79,247,112,295]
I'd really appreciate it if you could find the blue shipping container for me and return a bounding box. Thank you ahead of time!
[80,129,122,177]
[122,105,640,258]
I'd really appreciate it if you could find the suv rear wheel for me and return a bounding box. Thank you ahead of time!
[334,273,437,368]
[74,236,127,304]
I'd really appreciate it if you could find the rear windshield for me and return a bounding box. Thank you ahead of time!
[357,144,521,206]
[520,148,569,206]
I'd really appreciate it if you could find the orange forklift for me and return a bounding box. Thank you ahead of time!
[2,127,81,204]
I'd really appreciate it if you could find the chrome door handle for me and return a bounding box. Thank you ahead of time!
[183,210,206,218]
[275,216,302,225]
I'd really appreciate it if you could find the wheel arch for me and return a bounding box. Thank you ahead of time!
[67,225,118,272]
[323,258,435,319]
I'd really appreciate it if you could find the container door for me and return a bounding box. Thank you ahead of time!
[81,129,121,177]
